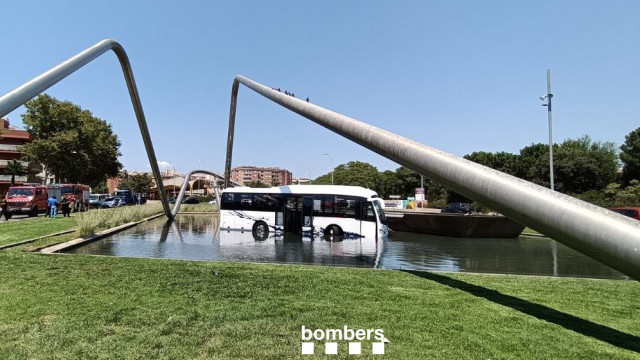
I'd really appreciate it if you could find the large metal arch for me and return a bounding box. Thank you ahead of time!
[171,169,243,217]
[224,75,640,280]
[0,39,172,218]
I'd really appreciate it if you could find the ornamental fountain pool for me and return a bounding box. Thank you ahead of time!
[65,215,626,280]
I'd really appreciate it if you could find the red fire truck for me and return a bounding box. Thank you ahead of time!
[48,183,91,212]
[3,184,49,219]
[3,183,91,219]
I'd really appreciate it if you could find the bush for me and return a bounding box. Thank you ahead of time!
[195,195,213,203]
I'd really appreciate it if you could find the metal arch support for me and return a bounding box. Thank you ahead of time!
[0,39,172,219]
[224,80,240,188]
[171,169,243,217]
[224,75,640,280]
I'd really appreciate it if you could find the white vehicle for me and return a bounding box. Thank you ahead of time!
[220,185,388,240]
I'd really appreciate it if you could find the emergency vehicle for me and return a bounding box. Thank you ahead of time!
[3,184,49,219]
[49,183,91,212]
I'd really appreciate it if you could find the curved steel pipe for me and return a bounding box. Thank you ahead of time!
[0,39,172,218]
[171,169,243,217]
[225,75,640,280]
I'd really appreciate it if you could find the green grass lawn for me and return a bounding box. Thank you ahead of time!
[0,252,638,359]
[0,216,77,246]
[0,204,164,248]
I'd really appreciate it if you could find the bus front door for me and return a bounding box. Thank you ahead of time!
[283,196,313,235]
[358,202,378,239]
[301,197,313,234]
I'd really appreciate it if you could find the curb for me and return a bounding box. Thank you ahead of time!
[0,229,78,250]
[520,233,548,238]
[39,213,164,254]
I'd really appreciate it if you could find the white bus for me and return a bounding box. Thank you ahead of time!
[220,185,388,240]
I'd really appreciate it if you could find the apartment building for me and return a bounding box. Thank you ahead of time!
[230,166,292,186]
[0,118,30,194]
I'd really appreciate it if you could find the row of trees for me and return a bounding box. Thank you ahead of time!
[311,128,640,208]
[313,161,449,207]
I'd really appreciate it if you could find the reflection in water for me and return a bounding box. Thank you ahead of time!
[67,215,626,279]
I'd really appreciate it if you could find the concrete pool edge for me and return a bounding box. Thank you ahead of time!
[39,213,165,254]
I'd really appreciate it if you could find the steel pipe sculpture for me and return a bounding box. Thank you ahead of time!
[0,39,172,218]
[171,169,243,217]
[225,75,640,280]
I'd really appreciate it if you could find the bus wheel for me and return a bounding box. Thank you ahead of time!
[324,225,343,238]
[4,212,12,220]
[252,221,269,241]
[29,206,38,217]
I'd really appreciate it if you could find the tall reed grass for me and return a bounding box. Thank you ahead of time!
[76,204,164,236]
[177,203,218,213]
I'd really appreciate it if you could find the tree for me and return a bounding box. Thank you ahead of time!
[620,127,640,185]
[314,161,381,191]
[119,173,153,194]
[553,136,618,194]
[246,181,270,188]
[92,181,109,194]
[5,160,25,186]
[379,170,399,198]
[20,94,122,187]
[517,143,551,187]
[394,166,422,198]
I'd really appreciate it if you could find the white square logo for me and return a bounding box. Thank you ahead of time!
[349,342,362,355]
[372,342,385,355]
[301,342,314,355]
[325,342,338,354]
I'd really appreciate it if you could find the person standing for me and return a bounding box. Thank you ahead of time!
[60,197,71,217]
[48,195,59,218]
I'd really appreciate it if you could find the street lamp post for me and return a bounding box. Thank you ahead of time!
[540,69,554,191]
[167,162,177,198]
[323,153,334,185]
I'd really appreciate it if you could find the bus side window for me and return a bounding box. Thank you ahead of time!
[239,194,253,209]
[322,195,334,216]
[253,194,276,211]
[312,195,322,216]
[343,196,357,218]
[222,193,235,210]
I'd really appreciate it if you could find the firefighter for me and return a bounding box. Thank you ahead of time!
[47,195,59,218]
[61,197,71,217]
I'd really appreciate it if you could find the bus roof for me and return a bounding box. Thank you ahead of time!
[223,185,380,199]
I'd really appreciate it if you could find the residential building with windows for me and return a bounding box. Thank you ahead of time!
[230,166,292,186]
[0,118,30,194]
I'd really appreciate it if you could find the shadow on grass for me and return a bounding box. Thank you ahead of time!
[403,270,640,353]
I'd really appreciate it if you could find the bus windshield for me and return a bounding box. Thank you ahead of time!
[372,200,387,225]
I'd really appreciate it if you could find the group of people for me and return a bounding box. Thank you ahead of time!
[47,195,71,218]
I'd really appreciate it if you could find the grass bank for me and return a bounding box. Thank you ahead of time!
[178,202,218,213]
[75,203,163,236]
[0,204,164,248]
[0,217,77,247]
[0,252,638,359]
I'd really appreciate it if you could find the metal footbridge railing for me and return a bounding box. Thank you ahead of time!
[1,39,640,280]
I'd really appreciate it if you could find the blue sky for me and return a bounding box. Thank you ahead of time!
[1,1,639,179]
